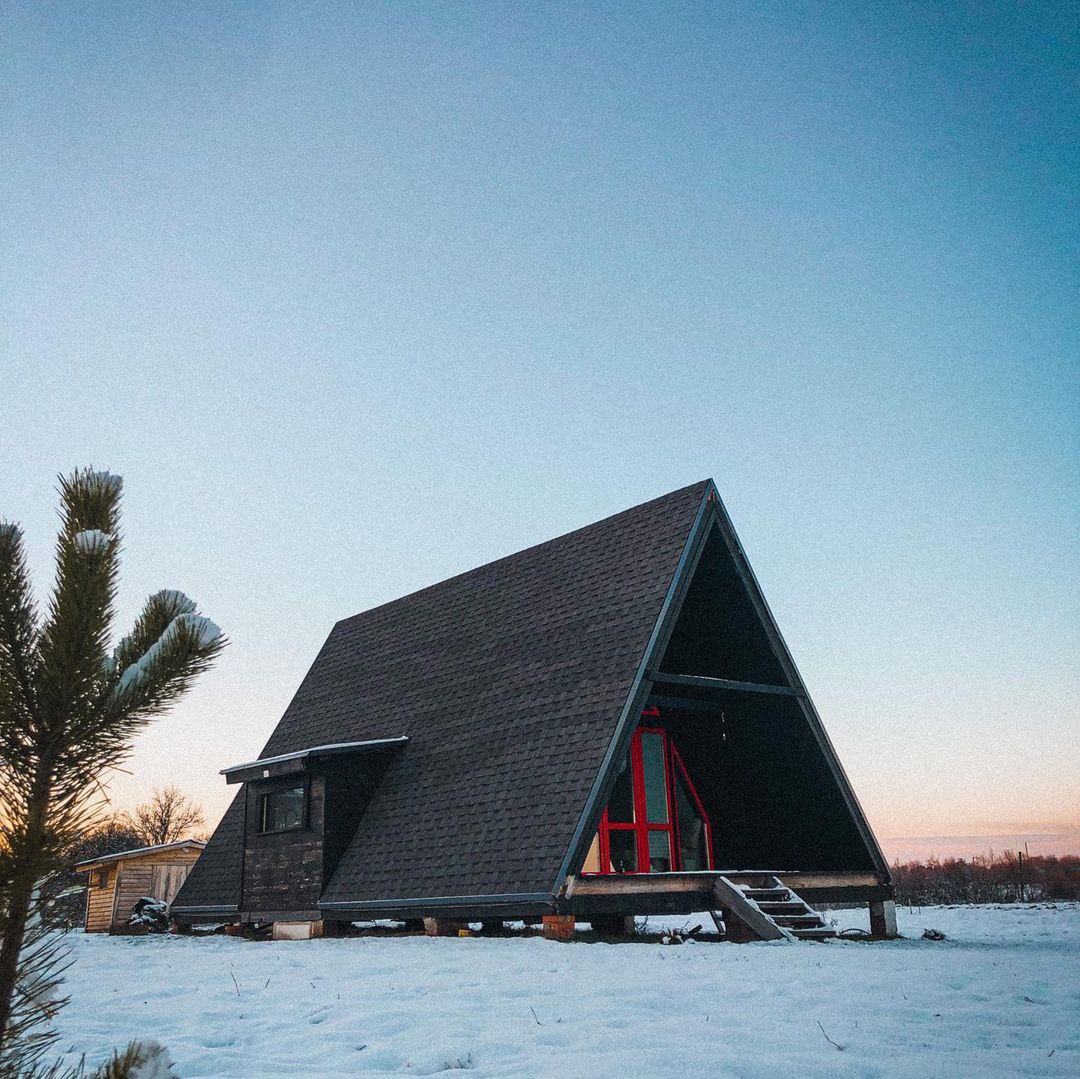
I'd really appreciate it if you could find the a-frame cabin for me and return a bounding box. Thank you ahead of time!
[174,481,896,941]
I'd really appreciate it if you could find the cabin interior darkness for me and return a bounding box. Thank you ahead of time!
[624,517,877,873]
[643,700,876,872]
[659,526,788,685]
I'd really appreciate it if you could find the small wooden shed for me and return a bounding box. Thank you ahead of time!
[75,839,205,933]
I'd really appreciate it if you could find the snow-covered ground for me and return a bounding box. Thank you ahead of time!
[54,904,1078,1078]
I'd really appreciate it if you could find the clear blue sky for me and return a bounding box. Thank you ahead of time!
[2,2,1077,855]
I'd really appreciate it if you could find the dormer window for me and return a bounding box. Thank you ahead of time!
[259,784,306,833]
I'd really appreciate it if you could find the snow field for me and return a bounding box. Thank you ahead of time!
[54,903,1079,1077]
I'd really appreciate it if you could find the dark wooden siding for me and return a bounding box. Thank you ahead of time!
[242,776,326,915]
[239,756,391,915]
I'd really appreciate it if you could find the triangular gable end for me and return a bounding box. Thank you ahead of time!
[556,481,889,888]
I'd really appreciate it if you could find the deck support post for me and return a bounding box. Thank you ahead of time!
[272,920,326,941]
[869,899,898,938]
[423,917,466,937]
[541,914,576,941]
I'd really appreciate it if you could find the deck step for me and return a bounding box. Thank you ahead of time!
[772,913,824,927]
[790,926,837,940]
[710,874,834,944]
[755,901,810,916]
[742,887,790,901]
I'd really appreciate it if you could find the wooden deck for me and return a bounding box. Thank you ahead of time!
[562,870,891,915]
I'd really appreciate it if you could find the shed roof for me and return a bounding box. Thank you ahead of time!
[174,481,711,913]
[74,838,205,872]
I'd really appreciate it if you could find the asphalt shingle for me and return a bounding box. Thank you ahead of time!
[174,481,708,912]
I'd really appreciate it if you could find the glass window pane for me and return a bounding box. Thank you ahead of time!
[262,786,305,832]
[606,756,635,823]
[648,830,672,872]
[640,732,669,824]
[675,773,708,871]
[607,829,638,873]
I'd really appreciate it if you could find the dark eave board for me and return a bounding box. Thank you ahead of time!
[221,737,410,784]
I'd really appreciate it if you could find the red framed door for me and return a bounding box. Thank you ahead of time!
[593,718,714,874]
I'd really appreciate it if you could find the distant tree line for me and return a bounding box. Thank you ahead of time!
[891,851,1080,905]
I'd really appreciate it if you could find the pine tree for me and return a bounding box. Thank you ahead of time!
[0,469,225,1076]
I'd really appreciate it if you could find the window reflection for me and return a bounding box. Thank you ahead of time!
[675,771,708,870]
[260,785,305,832]
[640,732,669,824]
[607,830,638,872]
[648,830,672,872]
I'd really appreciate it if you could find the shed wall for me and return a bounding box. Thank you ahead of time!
[85,868,116,933]
[111,854,201,931]
[81,847,202,931]
[113,863,155,928]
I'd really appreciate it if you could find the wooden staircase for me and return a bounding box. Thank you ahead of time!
[710,873,836,942]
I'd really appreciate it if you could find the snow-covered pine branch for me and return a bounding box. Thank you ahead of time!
[71,529,112,555]
[112,610,224,713]
[0,466,223,1073]
[111,590,197,673]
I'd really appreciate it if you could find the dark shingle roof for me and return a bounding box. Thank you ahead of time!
[171,790,244,911]
[175,481,709,912]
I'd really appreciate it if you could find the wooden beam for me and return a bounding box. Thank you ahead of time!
[567,871,883,897]
[647,694,726,713]
[566,873,714,897]
[776,872,881,890]
[649,672,801,696]
[567,892,708,917]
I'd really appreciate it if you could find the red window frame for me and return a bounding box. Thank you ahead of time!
[593,714,714,874]
[668,737,714,872]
